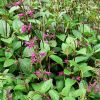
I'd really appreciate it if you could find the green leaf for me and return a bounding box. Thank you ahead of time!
[17,35,29,41]
[23,47,34,57]
[32,94,42,100]
[0,20,10,38]
[40,41,50,52]
[28,91,42,100]
[71,88,86,98]
[3,59,15,67]
[56,80,64,92]
[49,55,63,66]
[32,82,44,91]
[13,19,23,32]
[9,6,20,13]
[14,85,26,91]
[49,40,57,47]
[94,44,100,53]
[28,19,41,25]
[61,78,76,96]
[76,48,87,55]
[75,56,89,63]
[79,24,91,35]
[5,49,13,59]
[72,30,82,40]
[79,63,93,74]
[49,90,59,100]
[66,36,76,50]
[18,58,31,74]
[0,0,7,7]
[56,34,66,41]
[40,79,53,93]
[63,97,75,100]
[12,40,21,50]
[64,69,71,75]
[62,43,72,55]
[1,37,13,44]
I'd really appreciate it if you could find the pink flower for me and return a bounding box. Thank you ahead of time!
[72,76,75,80]
[43,33,49,39]
[96,70,100,73]
[48,64,51,69]
[21,24,32,33]
[31,53,37,63]
[95,88,100,92]
[87,86,91,93]
[40,52,46,57]
[92,81,97,87]
[21,25,27,33]
[47,96,51,100]
[85,43,88,46]
[64,58,69,64]
[14,1,22,6]
[58,71,64,76]
[44,71,51,76]
[27,10,33,16]
[34,71,41,75]
[18,13,25,17]
[14,0,24,6]
[27,24,32,31]
[76,76,81,81]
[25,40,34,48]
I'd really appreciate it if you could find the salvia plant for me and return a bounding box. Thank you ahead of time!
[0,0,100,100]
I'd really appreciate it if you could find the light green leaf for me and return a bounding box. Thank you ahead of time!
[56,34,66,41]
[61,78,76,96]
[56,80,64,92]
[64,69,71,75]
[1,37,13,44]
[71,88,86,98]
[72,30,82,40]
[13,19,23,32]
[40,41,50,52]
[28,91,42,100]
[49,40,57,47]
[75,56,89,63]
[5,49,13,59]
[94,44,100,53]
[0,20,10,37]
[76,48,87,55]
[17,35,29,41]
[9,6,20,13]
[32,94,42,100]
[79,63,93,73]
[66,36,76,50]
[18,58,31,74]
[14,85,26,91]
[4,59,15,67]
[49,55,63,66]
[28,19,41,25]
[49,90,59,100]
[79,24,91,35]
[40,79,53,93]
[63,97,75,100]
[23,47,34,57]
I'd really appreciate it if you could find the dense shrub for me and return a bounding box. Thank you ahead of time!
[0,0,100,100]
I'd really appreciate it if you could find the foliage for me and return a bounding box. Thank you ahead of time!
[0,0,100,100]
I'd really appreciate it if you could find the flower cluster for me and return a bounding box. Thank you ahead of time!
[21,24,32,33]
[18,10,34,18]
[31,52,46,64]
[25,40,34,48]
[14,0,24,6]
[43,33,56,40]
